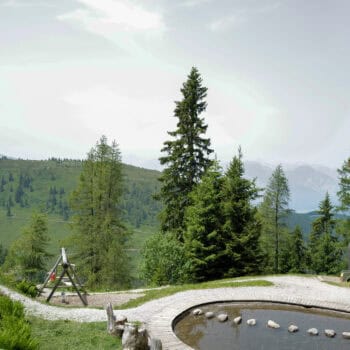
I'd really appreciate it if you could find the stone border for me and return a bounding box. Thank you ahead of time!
[2,276,350,349]
[145,277,350,349]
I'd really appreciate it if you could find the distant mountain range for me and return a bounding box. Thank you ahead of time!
[121,154,341,212]
[0,154,342,214]
[244,161,339,212]
[128,155,341,212]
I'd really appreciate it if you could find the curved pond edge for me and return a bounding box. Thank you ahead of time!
[172,299,350,331]
[172,300,350,350]
[145,278,350,350]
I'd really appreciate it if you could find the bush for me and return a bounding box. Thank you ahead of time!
[139,232,189,286]
[0,294,38,350]
[16,280,39,297]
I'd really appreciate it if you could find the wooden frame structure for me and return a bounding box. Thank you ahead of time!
[38,247,87,306]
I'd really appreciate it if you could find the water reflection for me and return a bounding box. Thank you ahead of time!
[174,302,350,350]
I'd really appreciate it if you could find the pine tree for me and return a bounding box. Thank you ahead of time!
[157,67,213,240]
[0,243,7,266]
[6,202,12,217]
[184,160,226,281]
[69,136,131,289]
[1,176,6,187]
[338,158,350,211]
[4,213,51,281]
[15,185,24,203]
[337,158,350,245]
[220,148,263,277]
[260,165,290,273]
[281,226,307,273]
[308,192,342,274]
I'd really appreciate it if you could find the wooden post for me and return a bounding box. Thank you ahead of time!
[61,247,68,268]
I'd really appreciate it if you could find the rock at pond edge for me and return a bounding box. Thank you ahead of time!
[342,332,350,339]
[288,324,299,333]
[267,320,280,329]
[233,316,242,325]
[192,308,203,316]
[247,319,256,326]
[205,311,215,319]
[307,328,319,336]
[324,329,336,338]
[217,313,228,322]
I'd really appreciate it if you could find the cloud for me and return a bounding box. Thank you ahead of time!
[58,0,165,34]
[180,0,211,8]
[209,14,244,32]
[62,85,174,154]
[209,1,283,33]
[0,0,56,7]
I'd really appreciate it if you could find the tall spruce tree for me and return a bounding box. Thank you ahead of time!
[70,136,131,289]
[338,158,350,211]
[220,148,263,277]
[337,157,350,245]
[260,165,290,273]
[280,225,307,273]
[184,160,226,281]
[308,192,342,274]
[157,67,213,240]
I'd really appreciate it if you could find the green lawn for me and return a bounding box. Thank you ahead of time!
[30,318,121,350]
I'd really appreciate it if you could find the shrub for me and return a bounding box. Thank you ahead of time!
[139,232,189,286]
[0,294,38,350]
[16,280,39,298]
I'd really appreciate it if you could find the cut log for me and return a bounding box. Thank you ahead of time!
[150,338,162,350]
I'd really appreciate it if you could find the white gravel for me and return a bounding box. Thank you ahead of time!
[1,276,350,326]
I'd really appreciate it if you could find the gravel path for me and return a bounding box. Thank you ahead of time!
[1,276,350,349]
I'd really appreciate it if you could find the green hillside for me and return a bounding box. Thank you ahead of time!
[287,210,348,237]
[0,157,346,281]
[0,158,162,257]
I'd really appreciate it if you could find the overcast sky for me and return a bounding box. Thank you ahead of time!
[0,0,349,169]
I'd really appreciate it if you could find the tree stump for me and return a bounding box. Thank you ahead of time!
[122,323,148,350]
[150,338,162,350]
[106,302,116,335]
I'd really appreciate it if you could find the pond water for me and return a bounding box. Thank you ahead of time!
[174,302,350,350]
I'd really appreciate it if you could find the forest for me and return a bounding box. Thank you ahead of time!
[0,68,349,291]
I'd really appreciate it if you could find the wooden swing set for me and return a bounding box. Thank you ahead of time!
[37,247,88,306]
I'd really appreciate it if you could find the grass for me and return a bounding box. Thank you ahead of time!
[30,317,121,350]
[117,279,273,309]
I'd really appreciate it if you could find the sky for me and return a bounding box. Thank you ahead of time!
[0,0,349,170]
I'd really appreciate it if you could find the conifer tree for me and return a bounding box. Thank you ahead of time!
[184,160,226,281]
[157,67,213,240]
[220,148,263,277]
[338,158,350,211]
[70,136,131,289]
[337,157,350,244]
[4,213,51,281]
[280,225,307,273]
[260,165,290,273]
[0,244,7,266]
[308,192,342,274]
